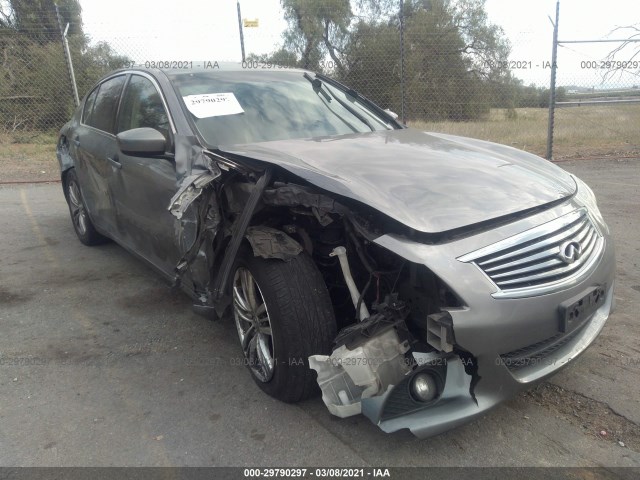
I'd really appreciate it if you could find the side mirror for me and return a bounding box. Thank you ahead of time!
[117,127,166,156]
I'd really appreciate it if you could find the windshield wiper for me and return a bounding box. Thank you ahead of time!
[303,73,358,132]
[316,73,401,128]
[303,73,375,132]
[304,72,332,101]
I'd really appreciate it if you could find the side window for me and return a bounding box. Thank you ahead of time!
[117,75,170,141]
[89,75,126,133]
[82,87,98,125]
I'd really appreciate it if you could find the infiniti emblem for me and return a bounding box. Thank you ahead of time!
[559,241,582,264]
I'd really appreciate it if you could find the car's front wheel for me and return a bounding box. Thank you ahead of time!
[231,247,336,402]
[64,169,108,246]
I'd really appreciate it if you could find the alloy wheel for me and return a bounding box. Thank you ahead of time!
[232,267,275,382]
[67,180,88,236]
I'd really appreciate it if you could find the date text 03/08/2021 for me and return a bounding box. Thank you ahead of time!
[243,468,391,478]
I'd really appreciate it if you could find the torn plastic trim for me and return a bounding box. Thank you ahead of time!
[244,226,303,260]
[172,189,221,296]
[168,171,220,219]
[169,138,223,212]
[168,143,236,311]
[416,311,456,353]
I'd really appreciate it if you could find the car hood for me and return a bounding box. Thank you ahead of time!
[219,128,576,233]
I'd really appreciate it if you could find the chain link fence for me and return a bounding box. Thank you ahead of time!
[0,29,70,133]
[1,0,638,182]
[551,35,640,159]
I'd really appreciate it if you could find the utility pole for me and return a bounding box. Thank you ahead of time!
[237,1,246,62]
[399,0,406,124]
[55,4,80,107]
[546,0,560,160]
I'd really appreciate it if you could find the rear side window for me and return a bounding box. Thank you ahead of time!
[82,88,98,125]
[88,75,126,133]
[117,75,170,141]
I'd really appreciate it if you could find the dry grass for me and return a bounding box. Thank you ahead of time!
[0,132,59,183]
[1,104,639,183]
[410,105,640,159]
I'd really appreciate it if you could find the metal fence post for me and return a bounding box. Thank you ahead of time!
[546,0,559,160]
[237,1,246,62]
[55,4,80,107]
[399,0,406,124]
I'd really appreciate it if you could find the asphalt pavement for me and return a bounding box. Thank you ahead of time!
[0,157,638,467]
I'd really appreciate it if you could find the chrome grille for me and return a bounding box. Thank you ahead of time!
[458,209,604,298]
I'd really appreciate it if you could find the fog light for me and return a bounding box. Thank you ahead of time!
[410,373,438,402]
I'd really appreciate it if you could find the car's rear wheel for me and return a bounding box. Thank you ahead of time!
[64,169,108,246]
[231,247,336,402]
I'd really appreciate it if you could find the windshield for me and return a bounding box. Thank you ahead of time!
[169,70,395,147]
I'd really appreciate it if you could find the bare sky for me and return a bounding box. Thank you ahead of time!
[485,0,640,87]
[79,0,640,88]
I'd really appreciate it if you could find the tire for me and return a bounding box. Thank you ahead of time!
[231,247,337,402]
[64,169,109,246]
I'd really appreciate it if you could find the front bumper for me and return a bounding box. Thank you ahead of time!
[368,201,616,438]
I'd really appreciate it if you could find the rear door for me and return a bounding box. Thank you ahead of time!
[110,73,182,274]
[72,74,127,233]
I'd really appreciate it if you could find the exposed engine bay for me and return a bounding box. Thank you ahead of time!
[168,154,477,427]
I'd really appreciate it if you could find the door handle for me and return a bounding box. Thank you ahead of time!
[107,156,122,169]
[73,136,80,147]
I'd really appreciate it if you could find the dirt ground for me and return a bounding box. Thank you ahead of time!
[0,134,59,184]
[0,157,638,470]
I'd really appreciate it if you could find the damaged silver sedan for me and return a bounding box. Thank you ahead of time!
[57,65,615,438]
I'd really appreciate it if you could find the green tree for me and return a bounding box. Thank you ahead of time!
[1,0,130,131]
[280,0,352,74]
[246,49,302,69]
[345,0,511,120]
[71,38,132,96]
[272,0,512,121]
[0,0,82,43]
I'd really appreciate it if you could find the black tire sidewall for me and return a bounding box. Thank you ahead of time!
[64,169,106,246]
[232,247,336,402]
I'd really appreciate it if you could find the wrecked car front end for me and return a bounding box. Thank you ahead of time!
[213,132,614,438]
[59,66,615,439]
[179,153,615,438]
[342,200,614,437]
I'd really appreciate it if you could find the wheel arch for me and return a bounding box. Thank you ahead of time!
[57,134,75,192]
